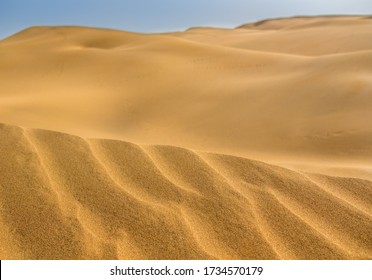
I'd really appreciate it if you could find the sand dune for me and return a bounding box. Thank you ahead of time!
[0,123,371,259]
[180,16,372,55]
[1,16,372,164]
[0,16,371,259]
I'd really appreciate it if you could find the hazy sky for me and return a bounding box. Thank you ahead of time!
[1,0,371,39]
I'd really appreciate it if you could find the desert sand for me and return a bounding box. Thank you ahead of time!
[0,15,371,259]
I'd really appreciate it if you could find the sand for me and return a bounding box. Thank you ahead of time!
[0,15,371,259]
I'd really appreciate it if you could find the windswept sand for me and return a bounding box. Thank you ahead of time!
[0,123,371,259]
[0,16,371,259]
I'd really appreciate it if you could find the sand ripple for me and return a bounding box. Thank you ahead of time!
[0,123,370,259]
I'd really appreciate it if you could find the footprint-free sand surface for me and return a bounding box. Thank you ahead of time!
[0,16,371,259]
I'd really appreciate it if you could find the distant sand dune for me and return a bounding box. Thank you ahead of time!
[0,123,370,259]
[0,16,371,259]
[1,16,372,164]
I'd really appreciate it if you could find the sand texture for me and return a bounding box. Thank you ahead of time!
[0,16,371,259]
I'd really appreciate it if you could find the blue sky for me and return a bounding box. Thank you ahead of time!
[1,0,371,39]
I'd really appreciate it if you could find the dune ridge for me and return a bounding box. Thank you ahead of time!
[0,123,371,259]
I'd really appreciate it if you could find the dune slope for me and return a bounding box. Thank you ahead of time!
[0,123,371,259]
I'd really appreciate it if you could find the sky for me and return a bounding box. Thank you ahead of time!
[1,0,372,39]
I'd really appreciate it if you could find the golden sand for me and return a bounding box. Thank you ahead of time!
[0,16,371,259]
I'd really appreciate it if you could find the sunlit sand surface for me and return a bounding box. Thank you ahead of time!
[0,16,371,259]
